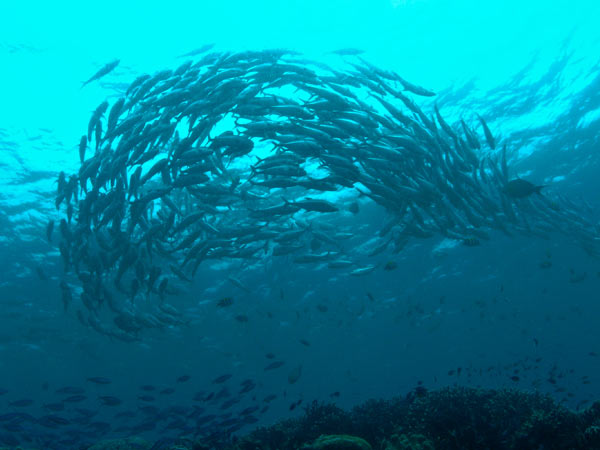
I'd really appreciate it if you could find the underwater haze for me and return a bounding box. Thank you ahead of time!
[1,0,600,448]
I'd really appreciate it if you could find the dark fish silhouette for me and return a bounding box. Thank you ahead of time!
[81,59,120,88]
[177,43,215,58]
[504,179,545,198]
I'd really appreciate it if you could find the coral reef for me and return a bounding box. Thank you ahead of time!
[69,388,600,449]
[227,387,600,450]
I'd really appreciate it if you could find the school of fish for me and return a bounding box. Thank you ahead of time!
[51,48,600,340]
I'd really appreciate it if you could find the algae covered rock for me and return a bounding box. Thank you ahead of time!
[304,434,372,450]
[87,436,151,450]
[383,433,435,450]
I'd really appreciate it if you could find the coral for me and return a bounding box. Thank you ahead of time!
[87,437,151,450]
[383,433,435,450]
[303,434,372,450]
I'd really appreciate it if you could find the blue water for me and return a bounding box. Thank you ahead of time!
[1,1,600,448]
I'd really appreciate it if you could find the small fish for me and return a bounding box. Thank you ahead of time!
[228,276,251,293]
[264,361,285,371]
[397,75,436,97]
[213,374,232,384]
[9,399,34,407]
[78,135,87,163]
[87,377,111,385]
[289,398,303,410]
[288,365,302,384]
[477,114,496,149]
[177,43,215,58]
[264,394,277,403]
[383,261,397,271]
[35,266,48,281]
[81,59,120,88]
[56,386,83,394]
[99,396,122,406]
[177,375,191,383]
[46,220,55,242]
[463,237,480,247]
[217,297,233,307]
[44,402,65,411]
[63,395,86,403]
[569,272,587,283]
[329,48,365,56]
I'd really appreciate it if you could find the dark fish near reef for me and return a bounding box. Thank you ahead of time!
[504,179,545,198]
[81,59,120,88]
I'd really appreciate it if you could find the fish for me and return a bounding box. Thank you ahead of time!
[217,297,234,308]
[227,276,251,293]
[46,220,55,242]
[81,59,120,88]
[397,75,436,97]
[87,377,111,385]
[98,396,122,406]
[264,361,285,371]
[50,47,599,347]
[504,179,545,198]
[288,365,302,384]
[383,261,397,271]
[213,374,232,384]
[9,399,34,407]
[329,48,365,56]
[477,114,496,149]
[56,386,84,395]
[178,43,216,58]
[349,265,378,276]
[63,395,87,403]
